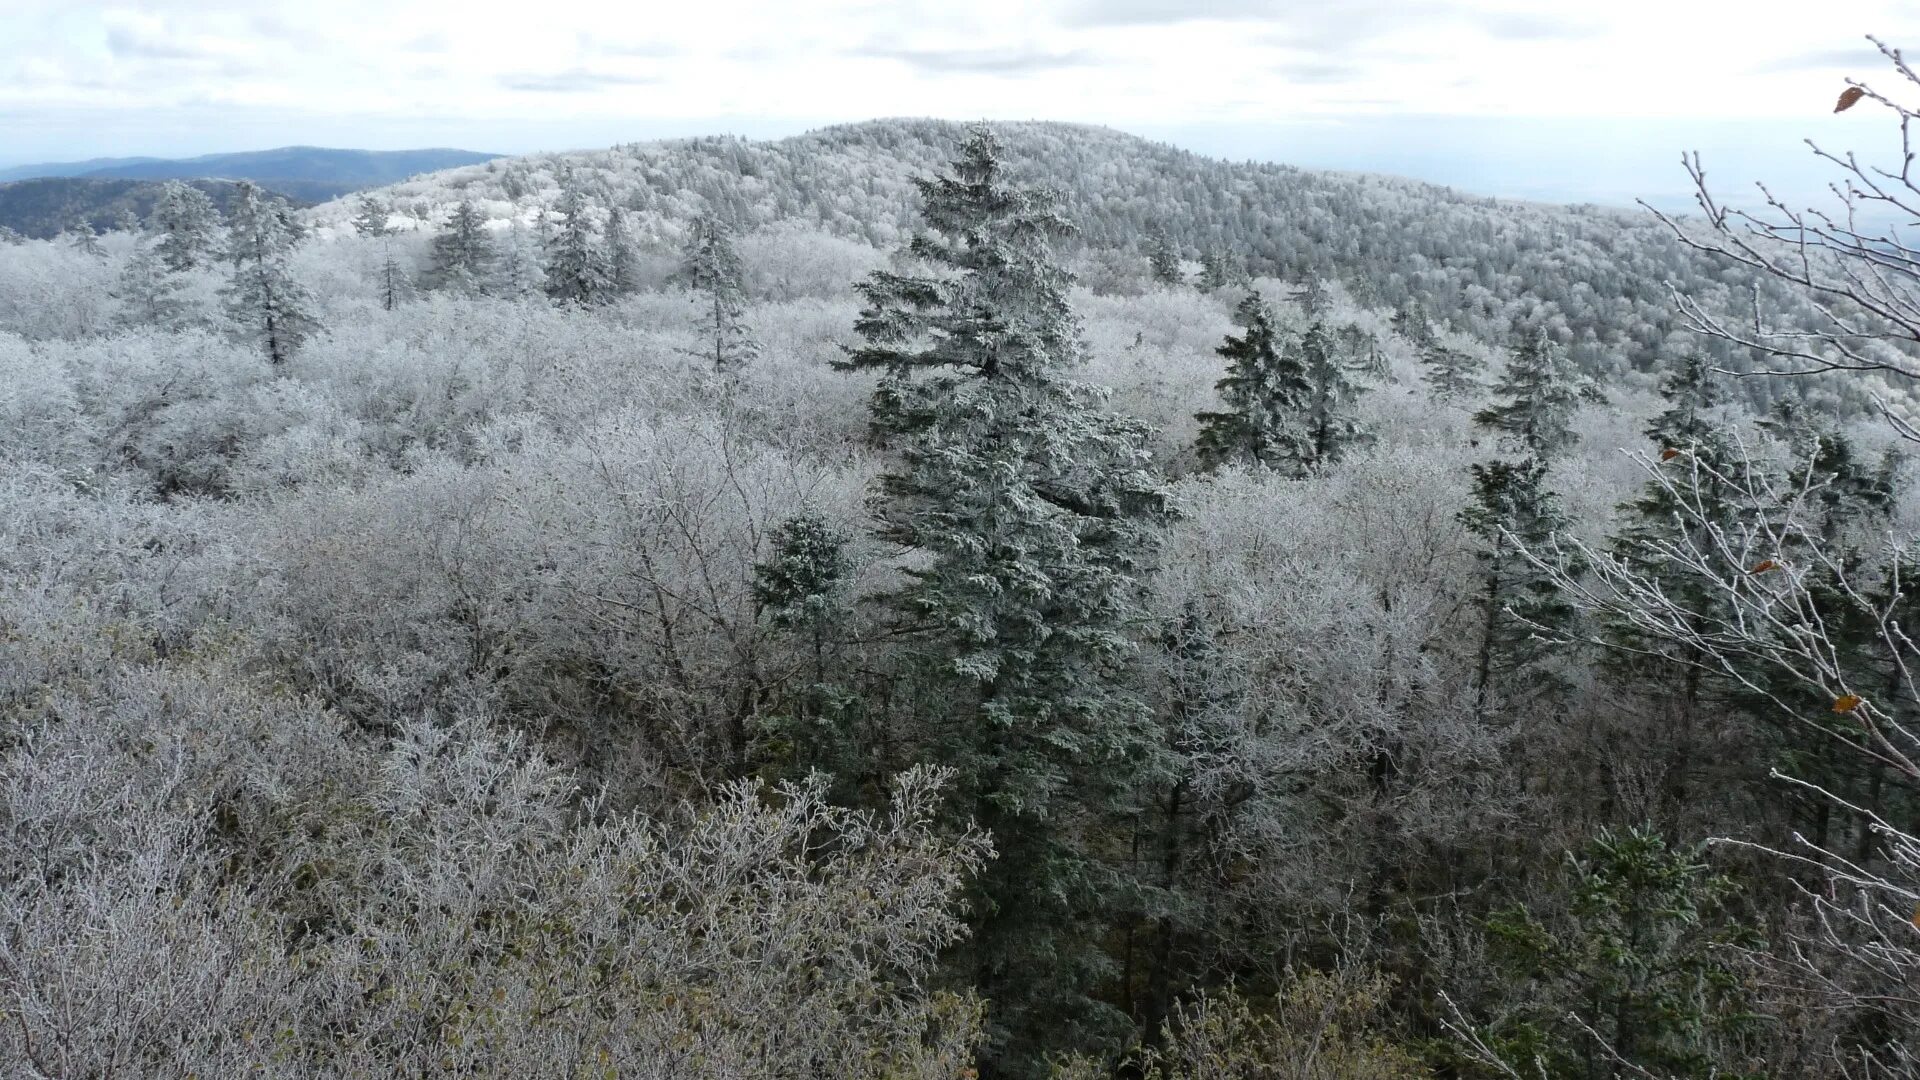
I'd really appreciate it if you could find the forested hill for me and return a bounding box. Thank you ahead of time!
[319,118,1828,397]
[0,177,310,240]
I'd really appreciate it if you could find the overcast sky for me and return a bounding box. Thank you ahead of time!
[5,0,1919,207]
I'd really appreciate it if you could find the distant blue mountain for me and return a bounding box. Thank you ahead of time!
[0,147,502,203]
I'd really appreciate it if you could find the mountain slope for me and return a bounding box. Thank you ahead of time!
[0,156,168,182]
[323,118,1818,393]
[0,147,502,204]
[0,177,310,240]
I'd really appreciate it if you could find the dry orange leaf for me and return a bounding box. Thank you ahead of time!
[1750,559,1780,574]
[1660,447,1681,461]
[1835,86,1867,113]
[1833,694,1864,713]
[1912,903,1920,930]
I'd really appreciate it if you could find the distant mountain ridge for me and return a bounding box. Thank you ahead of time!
[0,146,502,204]
[0,177,310,241]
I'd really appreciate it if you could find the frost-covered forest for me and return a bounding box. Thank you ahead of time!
[5,77,1920,1080]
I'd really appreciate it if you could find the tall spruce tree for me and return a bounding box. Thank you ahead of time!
[1302,320,1372,466]
[113,239,190,331]
[1391,299,1436,348]
[1146,227,1184,286]
[350,194,391,239]
[493,219,545,298]
[542,174,612,306]
[1194,292,1315,473]
[606,205,641,298]
[150,180,221,272]
[1197,246,1242,292]
[221,181,319,367]
[1421,340,1486,403]
[679,211,756,372]
[1294,277,1332,320]
[1190,290,1313,470]
[66,220,105,258]
[838,124,1170,1076]
[1460,457,1574,711]
[427,199,495,296]
[1474,327,1603,459]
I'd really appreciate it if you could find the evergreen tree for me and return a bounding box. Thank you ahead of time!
[1421,340,1486,402]
[542,174,612,306]
[1146,227,1184,286]
[679,211,755,372]
[112,239,190,331]
[493,219,545,298]
[1294,276,1332,320]
[427,199,495,296]
[66,220,104,258]
[1338,322,1389,382]
[350,195,392,239]
[1474,327,1603,459]
[1460,457,1573,710]
[221,181,319,367]
[1390,299,1436,347]
[150,180,221,272]
[1758,399,1896,545]
[1301,320,1372,467]
[606,205,641,298]
[1483,827,1764,1079]
[1197,245,1242,292]
[1194,292,1315,473]
[838,124,1170,1076]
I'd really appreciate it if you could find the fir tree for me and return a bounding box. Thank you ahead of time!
[1460,457,1573,710]
[1146,227,1184,286]
[493,219,545,298]
[1421,340,1486,403]
[1390,299,1436,348]
[150,180,221,272]
[1294,276,1332,320]
[112,239,190,331]
[1474,327,1603,459]
[1484,827,1764,1079]
[66,220,105,258]
[1338,323,1389,382]
[1302,320,1372,467]
[838,124,1170,1075]
[221,181,319,367]
[606,205,641,298]
[350,195,392,239]
[1197,246,1242,292]
[1194,292,1315,473]
[427,199,495,296]
[542,174,612,306]
[680,211,756,371]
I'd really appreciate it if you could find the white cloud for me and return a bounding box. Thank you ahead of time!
[2,0,1918,163]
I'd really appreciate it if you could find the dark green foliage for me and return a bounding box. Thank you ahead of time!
[542,174,612,306]
[1294,277,1332,320]
[1301,321,1372,467]
[1147,227,1183,286]
[680,211,755,371]
[840,124,1171,1076]
[350,194,392,239]
[1460,457,1573,709]
[1421,341,1486,403]
[221,180,319,366]
[427,199,495,295]
[1482,826,1765,1079]
[1194,292,1315,473]
[1391,299,1436,348]
[1474,328,1604,459]
[1197,246,1244,292]
[754,512,853,633]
